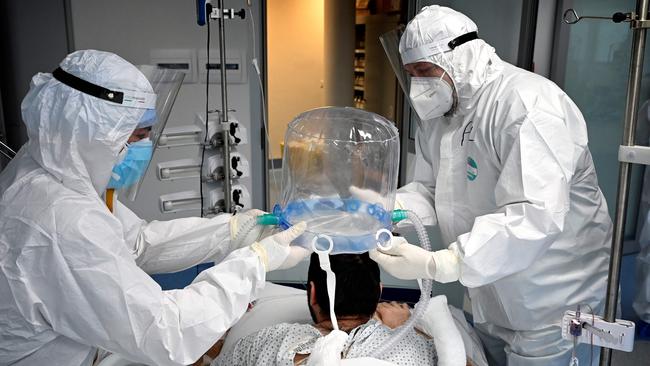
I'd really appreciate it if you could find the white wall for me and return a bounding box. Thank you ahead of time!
[71,0,262,219]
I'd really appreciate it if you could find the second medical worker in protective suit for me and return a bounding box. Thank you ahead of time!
[369,6,612,366]
[0,50,306,365]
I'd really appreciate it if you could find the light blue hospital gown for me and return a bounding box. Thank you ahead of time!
[213,319,437,365]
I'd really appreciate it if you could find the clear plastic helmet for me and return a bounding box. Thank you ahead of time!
[380,5,479,123]
[111,66,185,201]
[274,107,400,254]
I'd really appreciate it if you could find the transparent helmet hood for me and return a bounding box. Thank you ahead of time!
[275,107,400,254]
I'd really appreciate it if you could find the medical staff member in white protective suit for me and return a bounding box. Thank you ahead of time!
[0,49,307,366]
[368,6,612,365]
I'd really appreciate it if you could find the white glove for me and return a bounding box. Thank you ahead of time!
[250,222,307,272]
[370,238,460,282]
[369,237,436,279]
[230,209,267,249]
[278,245,311,270]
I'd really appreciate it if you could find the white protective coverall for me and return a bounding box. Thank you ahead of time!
[394,6,612,365]
[0,50,265,365]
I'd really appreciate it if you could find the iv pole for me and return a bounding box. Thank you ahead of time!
[564,1,649,364]
[198,0,245,213]
[216,0,232,213]
[601,0,648,364]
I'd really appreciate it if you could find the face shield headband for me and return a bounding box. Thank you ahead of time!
[52,67,156,109]
[400,31,479,64]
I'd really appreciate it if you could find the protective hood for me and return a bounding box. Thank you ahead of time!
[399,5,504,113]
[20,50,153,195]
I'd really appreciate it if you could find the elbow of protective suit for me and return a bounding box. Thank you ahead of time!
[457,203,567,287]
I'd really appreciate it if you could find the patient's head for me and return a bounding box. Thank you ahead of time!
[307,252,381,324]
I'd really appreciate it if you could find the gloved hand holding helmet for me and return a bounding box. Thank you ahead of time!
[230,209,270,249]
[369,237,460,283]
[249,222,309,271]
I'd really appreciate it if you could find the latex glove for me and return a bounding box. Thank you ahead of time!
[230,209,266,249]
[369,237,435,279]
[250,222,307,271]
[278,245,311,270]
[349,186,404,210]
[370,238,461,282]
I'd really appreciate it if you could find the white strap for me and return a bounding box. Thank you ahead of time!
[312,234,339,331]
[319,253,339,331]
[400,36,455,64]
[120,89,157,109]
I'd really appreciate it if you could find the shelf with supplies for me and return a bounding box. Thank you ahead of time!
[354,21,366,109]
[353,11,401,118]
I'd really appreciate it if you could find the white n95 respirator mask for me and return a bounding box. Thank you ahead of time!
[409,76,453,120]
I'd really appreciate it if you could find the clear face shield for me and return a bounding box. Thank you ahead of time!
[379,27,411,104]
[380,27,472,123]
[109,66,185,201]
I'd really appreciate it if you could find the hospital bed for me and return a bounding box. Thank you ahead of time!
[96,282,488,366]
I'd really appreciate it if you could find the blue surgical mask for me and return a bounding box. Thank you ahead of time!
[107,138,153,189]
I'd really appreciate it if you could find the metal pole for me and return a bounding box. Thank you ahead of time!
[0,140,16,158]
[600,0,649,364]
[517,0,539,71]
[218,0,232,213]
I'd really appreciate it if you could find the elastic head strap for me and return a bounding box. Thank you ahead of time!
[448,31,479,50]
[312,234,339,331]
[318,252,339,331]
[52,67,156,109]
[401,31,479,64]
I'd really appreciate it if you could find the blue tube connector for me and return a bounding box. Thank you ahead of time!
[391,209,408,223]
[257,213,280,226]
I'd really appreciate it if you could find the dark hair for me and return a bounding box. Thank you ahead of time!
[307,252,381,319]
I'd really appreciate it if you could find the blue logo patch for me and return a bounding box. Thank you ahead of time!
[467,157,478,181]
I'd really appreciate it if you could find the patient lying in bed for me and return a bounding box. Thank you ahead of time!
[213,252,437,365]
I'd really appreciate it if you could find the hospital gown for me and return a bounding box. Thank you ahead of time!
[213,319,436,365]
